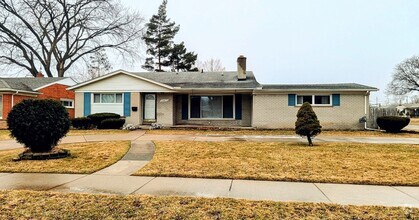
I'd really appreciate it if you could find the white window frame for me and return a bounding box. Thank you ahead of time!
[92,93,123,104]
[188,94,235,120]
[60,98,74,109]
[296,95,332,107]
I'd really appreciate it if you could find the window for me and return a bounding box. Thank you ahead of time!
[314,95,330,105]
[190,95,234,119]
[61,99,74,108]
[93,93,123,103]
[296,95,331,106]
[297,95,312,105]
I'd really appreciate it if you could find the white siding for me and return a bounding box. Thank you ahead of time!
[74,74,172,92]
[91,103,123,115]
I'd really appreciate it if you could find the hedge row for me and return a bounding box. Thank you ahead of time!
[71,113,125,130]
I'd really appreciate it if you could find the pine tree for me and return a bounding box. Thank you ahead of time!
[170,42,198,72]
[142,0,198,72]
[295,102,322,146]
[142,0,179,72]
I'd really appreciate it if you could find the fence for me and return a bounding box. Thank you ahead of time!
[367,107,398,129]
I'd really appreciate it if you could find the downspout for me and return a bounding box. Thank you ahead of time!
[11,90,19,108]
[364,91,378,131]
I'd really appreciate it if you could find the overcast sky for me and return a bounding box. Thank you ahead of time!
[119,0,419,104]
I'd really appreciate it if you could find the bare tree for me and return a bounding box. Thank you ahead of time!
[0,0,144,77]
[196,58,225,72]
[387,55,419,95]
[74,48,112,82]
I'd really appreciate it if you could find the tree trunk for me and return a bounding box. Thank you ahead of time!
[307,135,313,146]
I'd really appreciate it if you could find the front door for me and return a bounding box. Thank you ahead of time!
[143,93,156,123]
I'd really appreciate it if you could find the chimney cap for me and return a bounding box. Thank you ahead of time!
[36,72,44,78]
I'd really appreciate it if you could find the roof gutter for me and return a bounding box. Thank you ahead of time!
[0,89,41,95]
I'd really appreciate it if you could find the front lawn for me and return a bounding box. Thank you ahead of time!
[0,141,130,174]
[0,190,416,219]
[135,141,419,186]
[0,129,130,141]
[145,129,419,138]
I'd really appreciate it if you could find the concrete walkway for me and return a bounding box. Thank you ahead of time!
[0,130,418,207]
[0,173,417,207]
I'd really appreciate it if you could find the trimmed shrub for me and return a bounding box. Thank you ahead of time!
[7,99,70,152]
[295,102,322,146]
[71,117,92,129]
[376,116,410,133]
[87,113,121,128]
[99,118,126,129]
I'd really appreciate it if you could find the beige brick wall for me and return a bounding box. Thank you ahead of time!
[252,93,368,130]
[156,93,174,126]
[74,92,84,117]
[125,92,140,125]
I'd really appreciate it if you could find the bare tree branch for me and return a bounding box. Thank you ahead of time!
[387,55,419,95]
[196,58,225,72]
[0,0,145,77]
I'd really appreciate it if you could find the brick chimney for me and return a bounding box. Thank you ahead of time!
[36,72,44,78]
[237,55,246,80]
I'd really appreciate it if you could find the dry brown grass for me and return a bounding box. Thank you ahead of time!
[67,129,130,136]
[410,118,419,125]
[0,130,10,141]
[0,129,130,141]
[0,141,130,174]
[146,128,419,137]
[135,141,419,186]
[0,190,416,219]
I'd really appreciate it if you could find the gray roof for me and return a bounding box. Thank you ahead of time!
[0,77,67,92]
[261,83,378,91]
[130,71,261,89]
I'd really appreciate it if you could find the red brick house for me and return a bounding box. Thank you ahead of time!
[0,75,76,121]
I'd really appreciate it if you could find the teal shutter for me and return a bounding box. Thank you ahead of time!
[235,94,242,120]
[332,94,340,106]
[181,95,188,120]
[288,94,296,106]
[83,92,91,116]
[123,92,131,116]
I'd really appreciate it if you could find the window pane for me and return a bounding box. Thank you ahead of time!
[190,96,201,118]
[116,94,123,103]
[93,94,101,103]
[315,96,330,105]
[297,95,312,104]
[101,94,115,103]
[223,96,234,118]
[201,96,222,118]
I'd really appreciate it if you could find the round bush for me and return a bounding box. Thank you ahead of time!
[100,118,126,129]
[7,99,70,152]
[71,117,92,129]
[376,116,410,133]
[87,113,121,128]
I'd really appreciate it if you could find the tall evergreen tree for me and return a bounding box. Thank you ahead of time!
[295,102,322,146]
[142,0,179,72]
[142,0,198,72]
[170,42,198,72]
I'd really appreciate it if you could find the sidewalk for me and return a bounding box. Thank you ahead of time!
[0,172,417,207]
[0,131,417,208]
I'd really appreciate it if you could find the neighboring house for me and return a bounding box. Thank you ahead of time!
[397,104,419,117]
[0,74,77,120]
[69,56,378,130]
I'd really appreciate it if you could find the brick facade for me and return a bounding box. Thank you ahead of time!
[38,84,75,118]
[1,94,34,119]
[252,92,368,130]
[1,83,75,120]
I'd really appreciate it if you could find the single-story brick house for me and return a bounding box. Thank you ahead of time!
[69,56,378,130]
[0,74,77,120]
